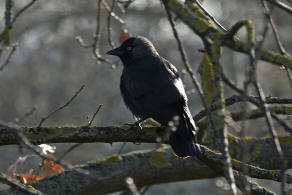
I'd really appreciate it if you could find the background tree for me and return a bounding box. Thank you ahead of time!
[0,0,292,194]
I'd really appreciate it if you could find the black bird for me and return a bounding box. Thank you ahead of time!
[106,36,199,158]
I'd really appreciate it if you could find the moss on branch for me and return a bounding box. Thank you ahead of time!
[1,123,292,169]
[165,0,292,70]
[3,146,280,195]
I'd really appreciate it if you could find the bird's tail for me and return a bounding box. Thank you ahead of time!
[169,107,200,158]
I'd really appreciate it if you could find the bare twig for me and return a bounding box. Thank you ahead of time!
[221,70,291,193]
[253,84,287,195]
[248,10,287,195]
[224,114,242,132]
[265,0,292,15]
[118,0,135,9]
[75,1,113,65]
[75,36,93,48]
[271,113,292,133]
[58,143,83,161]
[262,0,292,90]
[227,15,289,194]
[222,73,292,135]
[107,0,116,48]
[0,43,17,72]
[12,0,37,24]
[93,0,102,61]
[118,142,127,154]
[15,106,37,124]
[88,104,103,126]
[101,0,125,24]
[75,36,113,64]
[38,85,85,128]
[190,0,227,32]
[234,19,264,193]
[262,2,286,54]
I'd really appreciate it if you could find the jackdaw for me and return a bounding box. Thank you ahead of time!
[106,36,199,158]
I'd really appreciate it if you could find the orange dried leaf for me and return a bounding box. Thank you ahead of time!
[119,29,131,43]
[17,173,43,184]
[38,155,64,178]
[14,154,64,184]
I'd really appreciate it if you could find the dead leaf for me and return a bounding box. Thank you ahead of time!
[119,29,131,43]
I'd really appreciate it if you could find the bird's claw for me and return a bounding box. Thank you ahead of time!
[125,117,148,133]
[132,121,143,132]
[124,121,143,132]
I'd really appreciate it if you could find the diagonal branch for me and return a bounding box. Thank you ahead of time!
[37,85,85,128]
[265,0,292,15]
[262,0,292,91]
[12,0,37,24]
[0,43,17,72]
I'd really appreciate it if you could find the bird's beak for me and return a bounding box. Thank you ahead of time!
[106,46,124,56]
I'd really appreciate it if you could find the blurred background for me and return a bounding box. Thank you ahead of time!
[0,0,291,194]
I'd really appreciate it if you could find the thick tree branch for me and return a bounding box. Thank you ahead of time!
[1,124,292,169]
[5,147,217,195]
[3,146,279,195]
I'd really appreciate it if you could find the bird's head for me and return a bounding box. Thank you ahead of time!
[106,36,158,64]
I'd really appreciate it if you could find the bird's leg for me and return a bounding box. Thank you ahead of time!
[125,117,148,132]
[132,117,148,132]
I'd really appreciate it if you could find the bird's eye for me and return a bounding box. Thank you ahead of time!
[126,46,132,51]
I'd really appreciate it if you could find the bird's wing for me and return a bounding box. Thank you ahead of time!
[162,57,179,78]
[160,57,188,101]
[162,58,197,132]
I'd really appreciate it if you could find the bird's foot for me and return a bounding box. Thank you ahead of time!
[131,120,143,132]
[124,118,147,132]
